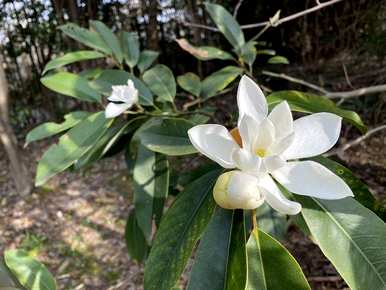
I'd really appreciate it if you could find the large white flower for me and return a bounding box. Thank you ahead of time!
[105,79,139,118]
[188,75,353,214]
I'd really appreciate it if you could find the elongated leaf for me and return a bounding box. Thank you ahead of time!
[176,39,234,61]
[90,20,123,63]
[201,66,243,99]
[143,64,176,103]
[177,73,201,97]
[132,143,169,240]
[255,203,287,241]
[4,250,56,290]
[92,69,153,105]
[59,23,111,54]
[120,31,140,68]
[256,49,276,55]
[35,112,111,186]
[267,91,367,133]
[246,229,310,290]
[26,111,91,144]
[295,195,386,290]
[125,210,149,262]
[137,50,159,73]
[135,117,196,156]
[0,258,22,289]
[42,51,105,74]
[204,2,245,49]
[240,41,257,67]
[268,56,289,64]
[144,169,222,290]
[312,156,386,220]
[41,72,101,102]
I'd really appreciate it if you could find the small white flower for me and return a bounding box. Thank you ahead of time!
[105,79,139,118]
[188,75,353,214]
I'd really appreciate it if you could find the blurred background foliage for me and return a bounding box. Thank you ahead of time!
[1,0,385,133]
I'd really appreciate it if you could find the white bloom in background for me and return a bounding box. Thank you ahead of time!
[188,75,353,214]
[105,80,139,118]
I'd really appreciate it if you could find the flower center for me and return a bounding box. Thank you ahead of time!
[255,148,266,157]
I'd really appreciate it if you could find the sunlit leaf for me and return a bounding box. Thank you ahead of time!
[143,65,176,103]
[268,56,289,64]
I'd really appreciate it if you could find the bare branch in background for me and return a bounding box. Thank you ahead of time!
[233,0,245,17]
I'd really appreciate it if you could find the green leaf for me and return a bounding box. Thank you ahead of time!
[35,112,111,186]
[144,168,222,290]
[201,66,243,99]
[125,210,149,262]
[177,73,201,97]
[92,69,153,106]
[143,64,176,103]
[256,49,276,56]
[42,50,105,75]
[240,41,257,67]
[26,111,91,144]
[120,32,140,68]
[4,250,56,290]
[132,143,169,240]
[204,2,245,49]
[90,20,123,63]
[135,117,197,156]
[255,203,287,241]
[267,56,289,64]
[188,208,247,290]
[0,258,22,289]
[295,195,386,290]
[312,156,386,220]
[59,23,111,54]
[41,72,101,102]
[267,91,367,133]
[137,50,159,73]
[246,229,310,290]
[176,38,234,61]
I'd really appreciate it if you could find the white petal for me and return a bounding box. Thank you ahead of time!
[188,124,239,168]
[105,102,130,118]
[239,114,259,151]
[259,174,302,215]
[268,133,294,156]
[108,85,127,102]
[263,156,286,172]
[232,148,261,174]
[237,75,268,125]
[268,101,293,140]
[253,118,275,153]
[282,113,342,160]
[272,161,354,199]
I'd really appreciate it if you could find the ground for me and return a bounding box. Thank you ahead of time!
[0,127,385,290]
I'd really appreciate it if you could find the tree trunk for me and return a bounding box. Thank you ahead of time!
[146,0,159,50]
[0,58,32,196]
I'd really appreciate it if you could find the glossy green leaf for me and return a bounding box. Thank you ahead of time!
[240,41,257,67]
[201,66,243,99]
[4,250,56,290]
[41,72,101,102]
[125,210,149,262]
[177,73,201,97]
[176,38,234,61]
[79,67,104,79]
[135,117,196,156]
[255,203,287,241]
[26,111,91,144]
[312,156,386,220]
[256,49,276,55]
[42,50,105,74]
[143,64,176,103]
[267,91,367,133]
[92,69,153,105]
[144,169,222,290]
[90,20,123,63]
[295,195,386,290]
[246,229,310,290]
[137,50,159,73]
[0,258,22,290]
[120,32,140,68]
[35,112,111,186]
[267,56,289,64]
[59,23,111,54]
[132,143,169,240]
[204,2,245,49]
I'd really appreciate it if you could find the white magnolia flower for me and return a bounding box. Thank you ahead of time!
[188,75,353,214]
[105,80,139,118]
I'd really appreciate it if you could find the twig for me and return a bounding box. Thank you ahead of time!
[326,125,386,157]
[233,0,245,17]
[342,63,353,88]
[308,276,342,282]
[262,70,386,99]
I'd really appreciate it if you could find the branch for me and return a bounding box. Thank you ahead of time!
[233,0,245,17]
[262,70,386,99]
[326,125,386,157]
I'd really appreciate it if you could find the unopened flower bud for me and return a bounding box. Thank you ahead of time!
[213,170,264,210]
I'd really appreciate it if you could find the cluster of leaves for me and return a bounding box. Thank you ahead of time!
[18,2,386,290]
